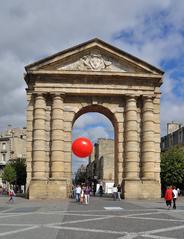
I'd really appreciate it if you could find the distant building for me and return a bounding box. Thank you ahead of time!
[0,127,26,172]
[161,122,184,151]
[86,138,114,182]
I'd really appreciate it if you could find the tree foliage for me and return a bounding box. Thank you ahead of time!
[161,146,184,187]
[11,158,27,186]
[75,171,87,184]
[2,164,16,184]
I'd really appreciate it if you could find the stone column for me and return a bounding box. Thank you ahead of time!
[32,93,47,179]
[154,94,161,181]
[50,93,65,179]
[142,96,155,180]
[124,96,139,179]
[26,92,34,189]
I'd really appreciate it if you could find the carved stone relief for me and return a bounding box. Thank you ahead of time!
[78,54,111,71]
[58,53,128,72]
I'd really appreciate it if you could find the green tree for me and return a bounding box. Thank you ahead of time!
[75,171,87,184]
[161,146,184,187]
[2,164,16,184]
[11,158,27,186]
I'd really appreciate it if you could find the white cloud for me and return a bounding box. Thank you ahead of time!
[73,124,113,143]
[73,113,113,130]
[0,1,184,149]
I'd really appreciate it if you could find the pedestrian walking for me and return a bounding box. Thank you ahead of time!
[117,184,121,200]
[164,186,173,209]
[112,184,117,200]
[75,185,81,202]
[84,185,91,204]
[8,187,16,203]
[172,186,178,209]
[80,186,85,204]
[99,184,103,197]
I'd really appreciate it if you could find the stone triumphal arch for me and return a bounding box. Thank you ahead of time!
[24,38,164,199]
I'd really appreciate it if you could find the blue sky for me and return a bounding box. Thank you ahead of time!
[0,1,184,172]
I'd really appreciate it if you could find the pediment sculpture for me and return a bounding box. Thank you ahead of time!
[78,54,112,71]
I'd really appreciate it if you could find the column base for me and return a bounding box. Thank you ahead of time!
[123,179,161,199]
[28,178,67,199]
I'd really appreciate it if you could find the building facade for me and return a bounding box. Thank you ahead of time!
[161,122,184,151]
[0,127,26,184]
[24,38,164,199]
[86,139,114,182]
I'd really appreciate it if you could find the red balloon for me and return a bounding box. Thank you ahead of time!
[72,137,93,158]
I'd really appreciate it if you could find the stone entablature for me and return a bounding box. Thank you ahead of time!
[24,38,164,199]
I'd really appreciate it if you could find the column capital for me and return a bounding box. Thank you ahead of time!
[154,93,161,99]
[125,94,139,100]
[50,92,65,99]
[125,96,138,106]
[32,92,47,98]
[142,95,155,100]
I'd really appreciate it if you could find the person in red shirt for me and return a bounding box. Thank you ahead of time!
[164,186,173,209]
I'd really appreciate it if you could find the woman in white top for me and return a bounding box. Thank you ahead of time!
[172,186,178,209]
[112,184,118,200]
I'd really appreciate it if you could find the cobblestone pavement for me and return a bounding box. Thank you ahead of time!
[1,195,184,238]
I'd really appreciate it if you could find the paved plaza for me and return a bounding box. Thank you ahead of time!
[1,196,184,238]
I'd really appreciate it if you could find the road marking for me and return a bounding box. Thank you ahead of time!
[119,211,163,218]
[46,215,114,227]
[126,216,184,222]
[104,207,123,210]
[117,233,138,239]
[0,212,35,219]
[141,234,175,239]
[118,233,175,239]
[46,225,128,235]
[0,207,184,239]
[0,223,36,227]
[0,225,40,237]
[39,212,109,217]
[143,224,184,234]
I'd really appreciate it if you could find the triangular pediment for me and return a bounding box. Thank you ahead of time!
[25,38,164,75]
[56,50,128,72]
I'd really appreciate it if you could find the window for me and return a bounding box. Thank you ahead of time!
[2,143,6,150]
[2,154,6,162]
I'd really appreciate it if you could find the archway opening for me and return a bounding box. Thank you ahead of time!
[72,105,118,195]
